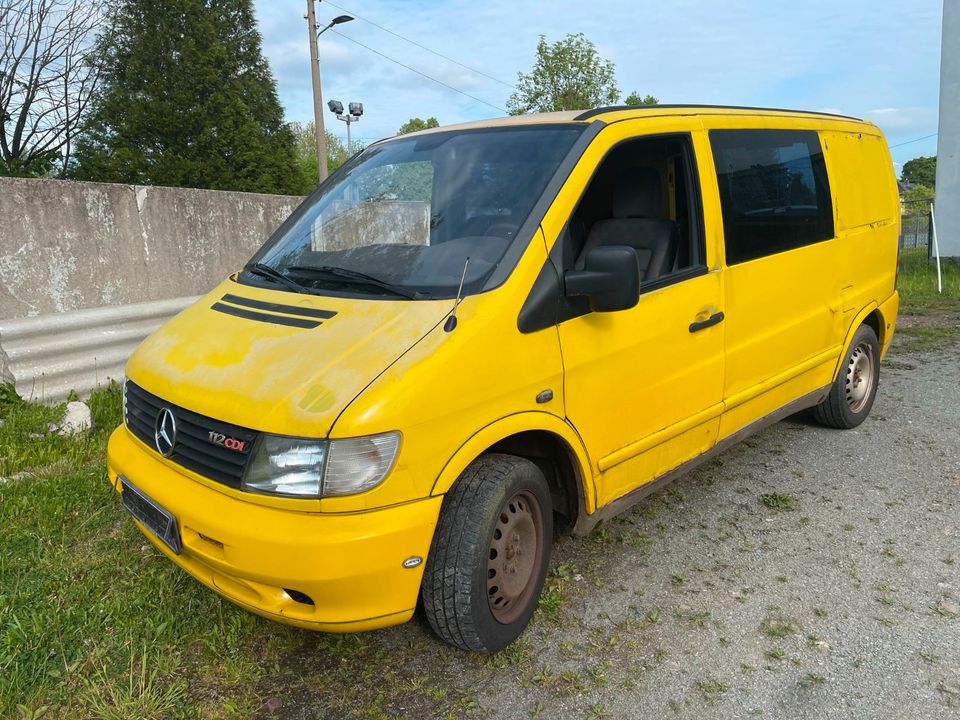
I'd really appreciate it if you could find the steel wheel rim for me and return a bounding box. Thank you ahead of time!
[845,341,875,413]
[486,490,543,624]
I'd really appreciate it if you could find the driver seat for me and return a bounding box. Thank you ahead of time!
[579,168,678,281]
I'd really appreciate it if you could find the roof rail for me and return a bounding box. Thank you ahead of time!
[573,104,862,122]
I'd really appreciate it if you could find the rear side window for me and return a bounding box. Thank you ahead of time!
[710,129,833,265]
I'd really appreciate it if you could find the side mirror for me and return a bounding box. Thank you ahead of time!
[564,245,640,312]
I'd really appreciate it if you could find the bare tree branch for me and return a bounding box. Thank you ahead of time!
[0,0,106,173]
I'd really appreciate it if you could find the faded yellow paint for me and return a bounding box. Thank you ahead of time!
[110,106,900,633]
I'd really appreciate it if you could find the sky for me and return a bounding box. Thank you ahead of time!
[253,0,944,172]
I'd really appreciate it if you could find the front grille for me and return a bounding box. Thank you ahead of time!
[123,380,258,488]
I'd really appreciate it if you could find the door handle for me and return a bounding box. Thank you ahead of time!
[689,311,724,333]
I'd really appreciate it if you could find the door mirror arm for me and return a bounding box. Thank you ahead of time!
[564,245,641,312]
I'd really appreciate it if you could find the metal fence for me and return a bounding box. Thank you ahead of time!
[899,198,934,252]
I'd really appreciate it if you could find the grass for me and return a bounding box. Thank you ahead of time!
[894,326,960,354]
[697,678,730,703]
[897,248,960,310]
[760,609,797,639]
[892,249,960,353]
[759,493,798,511]
[0,386,118,478]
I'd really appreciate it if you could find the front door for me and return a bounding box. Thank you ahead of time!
[543,123,725,509]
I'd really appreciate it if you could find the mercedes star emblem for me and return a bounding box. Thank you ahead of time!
[154,407,177,457]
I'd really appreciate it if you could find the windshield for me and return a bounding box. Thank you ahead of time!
[241,124,584,299]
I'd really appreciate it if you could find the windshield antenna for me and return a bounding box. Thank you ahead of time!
[443,257,470,333]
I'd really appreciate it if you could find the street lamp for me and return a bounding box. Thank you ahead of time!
[305,2,353,182]
[328,99,363,152]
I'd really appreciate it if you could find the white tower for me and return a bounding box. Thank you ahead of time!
[935,1,959,257]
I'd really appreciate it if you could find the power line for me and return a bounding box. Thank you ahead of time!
[331,29,507,114]
[324,0,517,90]
[889,132,938,149]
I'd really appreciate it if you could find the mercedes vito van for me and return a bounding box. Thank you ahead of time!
[108,105,900,652]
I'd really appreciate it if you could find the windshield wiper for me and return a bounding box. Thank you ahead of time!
[286,265,422,300]
[243,263,316,295]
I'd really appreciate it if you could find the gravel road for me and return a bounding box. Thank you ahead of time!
[257,325,960,720]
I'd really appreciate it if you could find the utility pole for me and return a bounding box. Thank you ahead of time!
[305,0,328,182]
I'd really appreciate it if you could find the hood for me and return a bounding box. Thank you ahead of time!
[126,278,449,437]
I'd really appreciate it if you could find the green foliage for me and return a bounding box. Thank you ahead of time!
[507,33,620,114]
[0,150,60,178]
[290,121,351,193]
[900,182,934,205]
[624,92,659,106]
[759,492,797,511]
[901,156,936,189]
[71,0,304,195]
[0,383,23,411]
[397,117,440,135]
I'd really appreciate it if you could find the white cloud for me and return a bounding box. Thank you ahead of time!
[863,106,938,133]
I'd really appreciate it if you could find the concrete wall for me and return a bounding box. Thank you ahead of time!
[936,1,959,258]
[0,177,303,320]
[0,177,304,400]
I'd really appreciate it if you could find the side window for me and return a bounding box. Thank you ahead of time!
[710,129,833,265]
[566,133,704,285]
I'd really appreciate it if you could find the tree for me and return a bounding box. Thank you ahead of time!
[397,117,439,135]
[290,121,350,192]
[507,33,619,115]
[0,0,107,176]
[72,0,303,195]
[901,156,936,189]
[624,92,658,106]
[901,182,934,205]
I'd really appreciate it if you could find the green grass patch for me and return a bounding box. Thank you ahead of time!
[760,610,798,639]
[759,493,798,511]
[898,248,960,312]
[697,678,730,704]
[895,326,960,354]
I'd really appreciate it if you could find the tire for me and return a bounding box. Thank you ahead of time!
[421,453,553,652]
[813,323,880,429]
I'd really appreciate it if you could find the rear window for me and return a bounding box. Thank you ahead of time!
[710,129,834,265]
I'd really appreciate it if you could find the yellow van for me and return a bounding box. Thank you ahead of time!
[107,105,900,652]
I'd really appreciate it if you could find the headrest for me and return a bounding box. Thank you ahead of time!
[612,167,663,219]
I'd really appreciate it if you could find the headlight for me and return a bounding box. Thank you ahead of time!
[242,436,327,497]
[241,432,400,498]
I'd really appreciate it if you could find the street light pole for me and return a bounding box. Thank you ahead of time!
[305,0,328,182]
[328,100,363,154]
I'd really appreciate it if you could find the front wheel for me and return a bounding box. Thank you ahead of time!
[813,323,880,429]
[421,453,553,652]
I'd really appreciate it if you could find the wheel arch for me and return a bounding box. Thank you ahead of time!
[429,413,595,527]
[833,301,883,379]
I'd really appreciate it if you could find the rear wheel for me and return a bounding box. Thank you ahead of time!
[813,324,880,429]
[422,453,552,652]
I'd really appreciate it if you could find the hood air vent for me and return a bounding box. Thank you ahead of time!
[211,293,337,329]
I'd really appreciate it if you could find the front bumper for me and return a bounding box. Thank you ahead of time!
[107,427,442,632]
